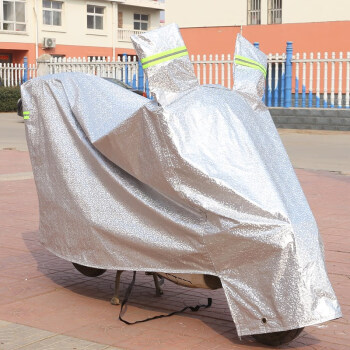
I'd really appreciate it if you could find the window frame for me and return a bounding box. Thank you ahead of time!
[42,0,63,27]
[133,13,149,31]
[88,55,106,61]
[87,4,104,30]
[268,0,282,24]
[247,0,261,25]
[0,0,26,32]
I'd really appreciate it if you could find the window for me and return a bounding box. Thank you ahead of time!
[87,5,104,30]
[88,56,106,61]
[0,53,12,63]
[43,1,62,26]
[118,11,122,28]
[51,54,65,58]
[133,14,148,31]
[268,0,282,24]
[247,0,261,25]
[1,0,26,31]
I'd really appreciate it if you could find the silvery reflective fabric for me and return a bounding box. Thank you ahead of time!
[233,34,267,106]
[131,23,199,106]
[22,24,341,337]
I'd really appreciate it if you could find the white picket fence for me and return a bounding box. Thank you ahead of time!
[1,52,350,108]
[293,52,350,108]
[48,56,137,79]
[191,54,234,89]
[0,63,37,87]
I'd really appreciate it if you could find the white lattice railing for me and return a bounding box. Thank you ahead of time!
[0,63,36,87]
[3,49,350,109]
[48,55,143,90]
[117,28,146,42]
[292,52,350,108]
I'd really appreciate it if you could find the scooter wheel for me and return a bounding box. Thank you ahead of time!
[72,263,106,277]
[252,327,304,346]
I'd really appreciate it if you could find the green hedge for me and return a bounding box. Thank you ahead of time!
[0,86,21,112]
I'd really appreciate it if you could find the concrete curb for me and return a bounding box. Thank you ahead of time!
[269,107,350,130]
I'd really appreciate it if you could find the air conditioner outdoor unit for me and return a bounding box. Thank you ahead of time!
[43,38,56,49]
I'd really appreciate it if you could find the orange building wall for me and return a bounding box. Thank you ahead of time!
[180,21,350,56]
[2,21,349,66]
[0,42,137,65]
[0,42,36,64]
[36,45,136,62]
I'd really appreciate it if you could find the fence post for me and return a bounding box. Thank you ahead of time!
[23,56,28,83]
[145,79,150,98]
[253,42,260,49]
[138,61,144,91]
[285,41,293,108]
[123,53,128,85]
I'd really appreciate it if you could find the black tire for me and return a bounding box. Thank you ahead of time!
[252,328,304,346]
[72,262,106,277]
[17,98,23,117]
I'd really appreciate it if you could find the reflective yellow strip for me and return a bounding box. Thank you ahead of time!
[141,46,187,64]
[23,111,30,120]
[235,55,267,77]
[142,51,188,69]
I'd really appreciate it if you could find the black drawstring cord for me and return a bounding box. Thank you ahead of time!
[119,271,212,325]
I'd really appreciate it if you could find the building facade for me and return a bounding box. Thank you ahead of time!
[166,0,350,55]
[0,0,165,65]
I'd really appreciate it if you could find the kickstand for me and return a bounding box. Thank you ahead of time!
[152,273,163,297]
[111,271,164,306]
[111,270,123,305]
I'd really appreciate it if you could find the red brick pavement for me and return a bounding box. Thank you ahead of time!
[0,150,349,350]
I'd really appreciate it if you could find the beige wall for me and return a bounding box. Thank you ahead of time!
[166,0,247,27]
[283,0,350,23]
[39,0,113,47]
[1,0,162,47]
[1,0,36,43]
[166,0,350,27]
[119,4,161,30]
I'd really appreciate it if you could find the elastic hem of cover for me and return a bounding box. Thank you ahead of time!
[235,55,267,77]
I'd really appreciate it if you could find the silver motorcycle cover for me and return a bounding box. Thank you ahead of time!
[22,23,341,336]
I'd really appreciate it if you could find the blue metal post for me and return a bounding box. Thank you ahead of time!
[274,70,279,107]
[253,42,259,49]
[267,82,272,107]
[295,76,299,107]
[267,81,272,107]
[145,79,150,98]
[138,61,144,91]
[281,68,285,107]
[132,74,137,89]
[285,41,293,108]
[123,53,128,85]
[23,56,28,83]
[302,82,306,107]
[308,87,313,107]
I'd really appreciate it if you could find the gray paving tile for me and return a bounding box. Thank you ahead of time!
[18,334,108,350]
[0,320,11,327]
[0,322,126,350]
[0,323,54,350]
